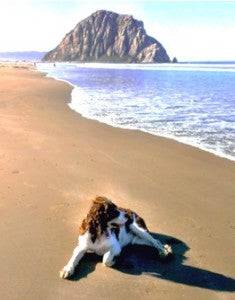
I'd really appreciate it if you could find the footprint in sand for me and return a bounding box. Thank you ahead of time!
[49,202,70,214]
[12,169,20,174]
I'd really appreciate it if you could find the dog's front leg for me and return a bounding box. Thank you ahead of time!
[130,222,172,259]
[103,245,121,267]
[60,245,87,279]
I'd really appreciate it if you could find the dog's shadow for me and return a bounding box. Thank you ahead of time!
[70,233,235,292]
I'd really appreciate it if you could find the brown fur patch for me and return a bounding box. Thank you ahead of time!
[78,196,119,243]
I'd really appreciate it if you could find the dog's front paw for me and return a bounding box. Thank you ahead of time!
[60,265,74,279]
[103,259,116,267]
[159,244,173,260]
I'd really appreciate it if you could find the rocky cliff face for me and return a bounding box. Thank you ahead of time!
[43,10,170,63]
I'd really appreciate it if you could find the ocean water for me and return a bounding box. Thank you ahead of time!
[37,62,235,161]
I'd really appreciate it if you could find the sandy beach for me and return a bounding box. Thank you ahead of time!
[0,64,234,299]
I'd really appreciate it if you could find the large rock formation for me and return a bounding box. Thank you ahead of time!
[43,10,170,63]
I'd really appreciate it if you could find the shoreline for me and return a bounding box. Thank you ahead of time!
[0,64,234,299]
[38,64,235,162]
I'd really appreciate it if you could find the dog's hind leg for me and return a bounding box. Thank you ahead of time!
[60,245,87,279]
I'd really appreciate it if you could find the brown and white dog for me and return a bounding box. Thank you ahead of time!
[60,196,172,279]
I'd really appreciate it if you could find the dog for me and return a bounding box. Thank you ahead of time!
[60,196,172,279]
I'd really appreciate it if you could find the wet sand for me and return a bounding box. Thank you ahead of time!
[0,64,234,299]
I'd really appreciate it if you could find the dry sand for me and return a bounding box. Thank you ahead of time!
[0,64,234,299]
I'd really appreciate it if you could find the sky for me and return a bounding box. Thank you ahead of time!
[0,0,234,61]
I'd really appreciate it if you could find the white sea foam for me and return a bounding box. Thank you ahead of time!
[68,86,235,161]
[37,62,235,162]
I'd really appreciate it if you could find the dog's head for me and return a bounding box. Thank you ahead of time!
[92,196,128,229]
[80,196,128,242]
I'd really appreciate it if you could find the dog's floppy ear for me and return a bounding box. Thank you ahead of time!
[93,196,110,205]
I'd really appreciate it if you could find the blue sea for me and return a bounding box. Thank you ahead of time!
[37,62,235,161]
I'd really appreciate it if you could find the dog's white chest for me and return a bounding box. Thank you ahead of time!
[90,232,117,255]
[118,227,134,247]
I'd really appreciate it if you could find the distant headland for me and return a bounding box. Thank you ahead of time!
[43,10,171,63]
